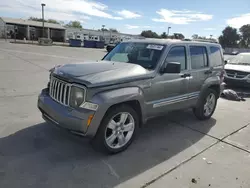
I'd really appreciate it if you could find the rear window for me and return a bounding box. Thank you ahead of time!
[210,46,223,66]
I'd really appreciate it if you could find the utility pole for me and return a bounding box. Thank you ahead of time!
[102,25,105,40]
[41,3,46,38]
[167,26,171,37]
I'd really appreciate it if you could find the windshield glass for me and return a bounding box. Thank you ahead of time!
[103,42,166,70]
[228,54,250,65]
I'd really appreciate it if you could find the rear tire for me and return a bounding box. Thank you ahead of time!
[193,89,218,120]
[92,104,139,154]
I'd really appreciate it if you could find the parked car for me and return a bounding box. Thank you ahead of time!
[38,39,224,154]
[224,53,250,88]
[224,54,236,62]
[106,42,120,52]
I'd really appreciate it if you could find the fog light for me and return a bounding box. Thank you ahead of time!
[80,102,99,111]
[87,115,94,127]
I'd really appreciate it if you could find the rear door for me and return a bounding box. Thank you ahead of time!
[187,45,211,97]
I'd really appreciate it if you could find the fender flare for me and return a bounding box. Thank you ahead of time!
[86,87,146,137]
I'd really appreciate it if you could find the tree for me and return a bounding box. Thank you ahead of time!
[198,36,207,39]
[28,17,60,24]
[28,17,43,22]
[141,30,159,38]
[218,26,240,48]
[192,34,198,39]
[65,21,82,28]
[239,24,250,48]
[47,19,60,24]
[173,33,185,39]
[109,28,118,33]
[161,32,167,38]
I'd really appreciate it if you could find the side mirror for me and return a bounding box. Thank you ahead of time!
[160,62,181,74]
[224,60,228,65]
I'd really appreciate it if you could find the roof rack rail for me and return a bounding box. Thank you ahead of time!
[183,38,218,43]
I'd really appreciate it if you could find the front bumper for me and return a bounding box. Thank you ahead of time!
[37,88,97,137]
[224,76,250,88]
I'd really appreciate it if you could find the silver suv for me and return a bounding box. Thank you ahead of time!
[38,39,225,154]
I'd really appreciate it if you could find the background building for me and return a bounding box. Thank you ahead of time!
[65,28,144,44]
[0,17,66,42]
[0,16,144,43]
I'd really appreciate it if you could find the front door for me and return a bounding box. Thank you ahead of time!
[145,45,190,117]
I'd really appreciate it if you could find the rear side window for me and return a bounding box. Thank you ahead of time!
[190,46,208,69]
[210,46,223,66]
[166,46,186,70]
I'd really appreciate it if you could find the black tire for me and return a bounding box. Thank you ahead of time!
[92,104,139,154]
[193,88,218,120]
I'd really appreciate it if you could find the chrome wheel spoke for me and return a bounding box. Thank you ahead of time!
[106,133,117,146]
[119,113,128,124]
[123,123,134,132]
[107,120,117,130]
[204,106,208,115]
[118,134,126,145]
[209,95,215,103]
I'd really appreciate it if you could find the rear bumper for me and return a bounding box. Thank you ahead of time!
[37,88,97,137]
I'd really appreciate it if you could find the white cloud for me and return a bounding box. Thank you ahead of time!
[125,25,152,29]
[204,28,216,31]
[152,9,213,24]
[227,13,250,28]
[125,24,139,29]
[0,0,124,22]
[117,10,141,19]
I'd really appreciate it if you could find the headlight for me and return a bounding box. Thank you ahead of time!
[69,86,85,108]
[69,85,98,110]
[247,74,250,83]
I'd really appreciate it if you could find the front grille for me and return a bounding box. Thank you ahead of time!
[225,70,249,78]
[49,76,71,106]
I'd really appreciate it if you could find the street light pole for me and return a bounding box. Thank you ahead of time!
[167,26,171,37]
[41,3,46,38]
[102,25,105,36]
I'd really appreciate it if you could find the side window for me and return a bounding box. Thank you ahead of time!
[166,46,186,71]
[190,46,208,69]
[210,46,223,66]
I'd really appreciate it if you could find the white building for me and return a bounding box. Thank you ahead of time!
[66,28,144,44]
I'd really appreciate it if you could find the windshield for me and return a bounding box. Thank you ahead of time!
[103,42,166,70]
[228,54,250,65]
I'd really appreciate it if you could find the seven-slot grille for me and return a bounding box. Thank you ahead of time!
[49,76,71,106]
[225,70,249,78]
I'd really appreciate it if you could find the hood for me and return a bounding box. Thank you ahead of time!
[225,64,250,73]
[52,61,153,87]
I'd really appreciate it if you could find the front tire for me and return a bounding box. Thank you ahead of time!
[92,105,139,154]
[193,89,218,120]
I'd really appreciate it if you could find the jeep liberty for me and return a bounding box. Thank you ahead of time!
[38,39,225,154]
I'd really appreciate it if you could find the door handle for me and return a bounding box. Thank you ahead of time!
[181,73,191,78]
[204,70,212,74]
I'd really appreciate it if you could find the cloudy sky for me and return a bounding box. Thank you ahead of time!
[1,0,250,37]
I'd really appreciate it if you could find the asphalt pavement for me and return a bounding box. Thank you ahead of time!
[0,41,250,188]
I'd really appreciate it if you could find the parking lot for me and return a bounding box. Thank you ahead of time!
[0,41,250,188]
